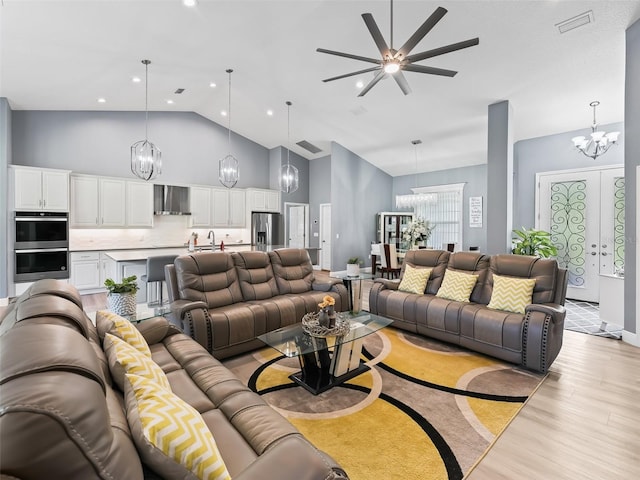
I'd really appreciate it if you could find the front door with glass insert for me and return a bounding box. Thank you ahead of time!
[537,167,624,302]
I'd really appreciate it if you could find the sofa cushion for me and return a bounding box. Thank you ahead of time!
[124,373,231,480]
[104,333,171,392]
[436,269,479,302]
[175,253,244,308]
[269,249,314,294]
[96,310,152,357]
[487,274,536,314]
[490,254,558,304]
[401,249,450,294]
[447,252,492,304]
[232,251,280,300]
[398,265,432,294]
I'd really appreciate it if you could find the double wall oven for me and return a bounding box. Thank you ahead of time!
[14,211,69,282]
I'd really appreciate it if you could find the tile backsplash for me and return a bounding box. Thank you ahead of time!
[70,215,251,250]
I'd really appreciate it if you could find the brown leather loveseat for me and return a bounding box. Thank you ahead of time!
[165,248,349,359]
[369,250,568,373]
[0,279,349,479]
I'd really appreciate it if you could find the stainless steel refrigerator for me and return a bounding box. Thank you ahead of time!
[251,212,283,248]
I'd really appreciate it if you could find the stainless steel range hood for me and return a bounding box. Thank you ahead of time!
[153,185,191,215]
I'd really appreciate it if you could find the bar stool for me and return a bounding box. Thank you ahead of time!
[141,255,178,306]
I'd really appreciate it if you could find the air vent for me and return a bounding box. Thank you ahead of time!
[174,88,185,94]
[556,10,594,34]
[296,140,323,154]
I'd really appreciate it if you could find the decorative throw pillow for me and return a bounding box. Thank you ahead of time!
[96,310,152,357]
[398,265,432,295]
[124,374,231,480]
[487,274,536,314]
[104,333,171,392]
[435,269,479,302]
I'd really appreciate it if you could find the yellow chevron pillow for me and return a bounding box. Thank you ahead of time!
[96,310,152,357]
[435,269,479,302]
[104,333,171,392]
[487,274,536,314]
[124,374,231,480]
[398,265,432,294]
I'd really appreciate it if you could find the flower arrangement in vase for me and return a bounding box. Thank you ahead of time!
[317,295,336,328]
[402,218,435,248]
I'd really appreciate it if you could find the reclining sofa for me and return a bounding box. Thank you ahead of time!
[166,248,349,360]
[369,250,568,373]
[0,279,349,479]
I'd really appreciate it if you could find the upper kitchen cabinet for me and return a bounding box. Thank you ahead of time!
[190,186,245,228]
[246,188,280,213]
[11,166,70,211]
[190,186,212,228]
[70,174,152,228]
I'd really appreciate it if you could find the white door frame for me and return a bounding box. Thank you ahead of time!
[319,203,331,270]
[284,202,309,247]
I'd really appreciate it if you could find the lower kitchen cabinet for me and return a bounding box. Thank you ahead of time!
[70,252,101,291]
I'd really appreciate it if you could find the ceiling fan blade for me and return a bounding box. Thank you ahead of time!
[406,38,480,63]
[362,13,390,57]
[393,71,412,95]
[397,6,447,58]
[357,70,386,97]
[322,66,381,83]
[316,48,380,65]
[403,64,457,77]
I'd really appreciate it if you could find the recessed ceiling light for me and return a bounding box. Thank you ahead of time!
[132,76,141,83]
[166,99,174,105]
[97,98,106,103]
[221,110,227,116]
[267,110,274,116]
[209,82,217,88]
[355,80,364,89]
[182,0,198,7]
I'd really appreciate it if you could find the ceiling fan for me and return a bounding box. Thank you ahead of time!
[317,1,479,97]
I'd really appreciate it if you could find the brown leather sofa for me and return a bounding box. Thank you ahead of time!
[369,250,568,373]
[0,279,349,480]
[165,248,349,360]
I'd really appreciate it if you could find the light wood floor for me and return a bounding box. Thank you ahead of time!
[8,280,640,479]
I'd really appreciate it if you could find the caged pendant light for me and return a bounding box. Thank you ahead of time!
[219,69,239,188]
[280,101,299,193]
[131,60,162,181]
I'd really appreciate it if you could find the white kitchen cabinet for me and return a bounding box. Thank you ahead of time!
[229,189,246,227]
[121,261,147,303]
[99,178,126,227]
[12,166,70,212]
[126,181,154,227]
[101,253,117,285]
[190,186,213,227]
[71,175,99,226]
[212,188,230,227]
[70,252,101,291]
[247,188,280,213]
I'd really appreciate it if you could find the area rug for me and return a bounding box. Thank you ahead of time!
[224,327,545,480]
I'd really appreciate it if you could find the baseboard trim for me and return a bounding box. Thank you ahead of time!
[622,330,640,347]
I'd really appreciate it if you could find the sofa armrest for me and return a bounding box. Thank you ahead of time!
[373,278,400,290]
[168,300,212,351]
[311,278,342,292]
[525,303,565,320]
[234,436,348,480]
[135,316,182,345]
[170,299,208,319]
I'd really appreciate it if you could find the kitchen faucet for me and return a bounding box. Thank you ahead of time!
[207,230,215,250]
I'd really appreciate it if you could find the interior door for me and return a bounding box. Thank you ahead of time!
[287,204,307,248]
[319,204,331,270]
[537,167,624,302]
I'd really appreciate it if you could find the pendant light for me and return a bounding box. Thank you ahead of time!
[219,68,239,188]
[280,101,299,193]
[131,59,162,181]
[395,140,436,208]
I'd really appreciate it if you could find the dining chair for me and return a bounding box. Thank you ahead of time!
[379,243,401,279]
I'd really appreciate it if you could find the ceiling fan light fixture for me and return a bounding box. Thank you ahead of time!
[384,62,400,74]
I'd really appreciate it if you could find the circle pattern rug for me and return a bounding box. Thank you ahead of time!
[224,327,545,480]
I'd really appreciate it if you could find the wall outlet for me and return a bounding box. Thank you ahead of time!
[336,233,339,239]
[313,232,319,237]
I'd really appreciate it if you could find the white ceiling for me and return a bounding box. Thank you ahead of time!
[1,0,639,176]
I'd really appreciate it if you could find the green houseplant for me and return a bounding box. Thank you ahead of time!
[104,275,139,316]
[347,257,363,276]
[512,227,558,258]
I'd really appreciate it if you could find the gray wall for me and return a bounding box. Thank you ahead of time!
[514,122,625,229]
[11,110,271,188]
[625,18,640,336]
[330,142,393,269]
[0,99,11,297]
[309,154,331,250]
[392,164,488,252]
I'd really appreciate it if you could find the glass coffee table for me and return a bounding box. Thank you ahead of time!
[87,304,171,325]
[330,272,376,312]
[257,311,393,395]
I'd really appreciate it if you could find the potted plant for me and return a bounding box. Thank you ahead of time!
[512,227,558,258]
[346,257,363,276]
[104,275,139,316]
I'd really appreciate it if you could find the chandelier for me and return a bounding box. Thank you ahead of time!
[131,60,162,181]
[280,101,299,194]
[219,69,239,188]
[395,140,437,208]
[571,101,620,160]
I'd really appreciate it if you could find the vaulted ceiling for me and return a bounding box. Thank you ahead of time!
[1,0,639,176]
